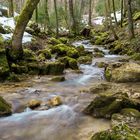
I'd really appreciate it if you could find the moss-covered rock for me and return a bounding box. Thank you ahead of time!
[78,56,92,64]
[93,52,104,58]
[28,99,41,109]
[133,11,140,21]
[11,63,28,74]
[48,37,61,45]
[7,73,20,82]
[59,37,69,44]
[23,49,37,61]
[37,49,51,61]
[131,53,140,61]
[91,124,140,140]
[51,76,65,82]
[111,108,140,130]
[58,56,78,70]
[66,48,79,59]
[39,62,65,75]
[95,62,107,68]
[105,62,140,82]
[0,96,12,117]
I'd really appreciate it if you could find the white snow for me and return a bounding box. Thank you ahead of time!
[111,11,121,22]
[0,16,32,43]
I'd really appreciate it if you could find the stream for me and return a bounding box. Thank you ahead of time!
[0,40,126,140]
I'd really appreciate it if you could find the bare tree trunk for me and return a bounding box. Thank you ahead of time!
[112,0,118,26]
[11,0,40,59]
[69,0,77,35]
[44,0,51,33]
[88,0,92,26]
[9,0,14,17]
[54,0,59,38]
[127,0,135,39]
[120,0,124,27]
[35,6,38,23]
[107,0,118,40]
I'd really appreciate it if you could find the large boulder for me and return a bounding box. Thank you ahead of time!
[0,96,12,117]
[91,124,140,140]
[105,62,140,82]
[112,108,140,130]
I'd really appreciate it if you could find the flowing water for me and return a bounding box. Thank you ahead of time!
[0,40,126,140]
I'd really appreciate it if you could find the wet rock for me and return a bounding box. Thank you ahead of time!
[84,88,140,119]
[51,76,65,82]
[0,96,12,117]
[58,56,78,70]
[91,124,140,140]
[0,24,6,34]
[47,96,62,107]
[95,62,107,68]
[0,8,8,17]
[93,52,104,58]
[48,37,61,45]
[105,62,140,82]
[90,83,111,94]
[28,99,41,109]
[111,108,140,130]
[78,56,92,64]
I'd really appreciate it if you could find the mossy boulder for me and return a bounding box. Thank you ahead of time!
[7,73,20,82]
[28,99,41,109]
[39,62,65,75]
[50,44,68,56]
[78,56,92,64]
[0,67,9,81]
[131,53,140,61]
[51,76,65,82]
[66,48,79,59]
[91,124,140,140]
[112,108,140,130]
[59,37,69,44]
[37,49,51,61]
[11,63,28,74]
[48,37,61,45]
[105,62,140,82]
[0,96,12,117]
[95,62,107,68]
[23,49,37,61]
[58,56,78,70]
[93,52,104,58]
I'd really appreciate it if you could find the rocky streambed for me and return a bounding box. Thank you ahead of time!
[0,40,140,140]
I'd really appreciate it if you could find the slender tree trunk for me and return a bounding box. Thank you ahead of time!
[120,0,124,27]
[9,0,14,17]
[11,0,40,59]
[54,0,59,38]
[123,0,127,17]
[88,0,92,26]
[69,0,77,35]
[35,6,38,23]
[64,0,70,30]
[112,0,118,26]
[127,0,135,39]
[44,0,51,33]
[107,0,118,40]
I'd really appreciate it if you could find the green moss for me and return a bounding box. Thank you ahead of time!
[51,76,65,82]
[0,35,4,45]
[59,37,69,44]
[121,108,140,118]
[131,53,140,61]
[105,67,112,81]
[0,96,12,117]
[93,52,104,58]
[23,49,37,61]
[11,63,28,74]
[66,48,79,59]
[39,62,65,75]
[91,124,140,140]
[37,49,51,60]
[58,56,78,70]
[7,73,20,82]
[133,12,140,21]
[78,56,92,64]
[48,37,61,45]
